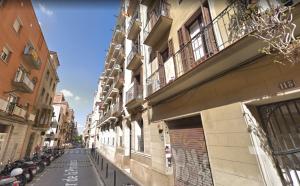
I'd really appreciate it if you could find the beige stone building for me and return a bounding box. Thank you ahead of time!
[95,0,300,185]
[22,51,60,157]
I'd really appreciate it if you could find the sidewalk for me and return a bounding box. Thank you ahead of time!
[89,148,141,186]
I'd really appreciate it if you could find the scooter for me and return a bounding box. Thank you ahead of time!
[40,152,51,166]
[13,160,35,183]
[0,176,20,186]
[0,161,26,186]
[30,153,45,174]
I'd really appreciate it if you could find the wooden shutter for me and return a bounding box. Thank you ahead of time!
[201,5,218,56]
[177,27,194,72]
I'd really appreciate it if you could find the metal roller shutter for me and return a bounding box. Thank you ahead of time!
[167,116,213,186]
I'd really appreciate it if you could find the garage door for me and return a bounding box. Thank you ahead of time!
[167,115,213,186]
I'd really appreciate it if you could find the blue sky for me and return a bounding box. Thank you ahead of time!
[32,1,119,134]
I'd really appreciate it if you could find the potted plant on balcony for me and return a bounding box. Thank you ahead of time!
[228,0,300,65]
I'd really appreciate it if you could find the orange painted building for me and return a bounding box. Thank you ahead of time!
[0,0,54,162]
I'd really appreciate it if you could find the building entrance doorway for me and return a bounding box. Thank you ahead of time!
[258,98,300,186]
[25,132,35,157]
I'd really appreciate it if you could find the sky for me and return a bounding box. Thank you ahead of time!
[32,1,120,134]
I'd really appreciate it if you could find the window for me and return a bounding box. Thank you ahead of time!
[49,97,52,105]
[13,18,22,33]
[178,4,216,66]
[188,19,206,61]
[46,70,50,80]
[41,88,45,97]
[1,47,10,63]
[136,119,144,152]
[45,93,49,103]
[14,67,25,82]
[6,95,18,113]
[52,83,56,91]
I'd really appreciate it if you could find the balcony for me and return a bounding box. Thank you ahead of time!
[112,45,122,60]
[118,5,126,25]
[126,0,139,16]
[103,83,119,105]
[13,69,35,93]
[126,45,142,70]
[105,68,111,77]
[127,9,142,41]
[126,82,143,110]
[144,1,172,47]
[111,64,121,76]
[141,0,153,6]
[116,46,125,64]
[114,71,124,89]
[112,100,123,117]
[23,44,41,69]
[27,113,36,122]
[0,98,8,112]
[146,0,300,105]
[146,55,167,95]
[112,25,125,44]
[6,102,26,119]
[99,109,117,126]
[107,43,116,63]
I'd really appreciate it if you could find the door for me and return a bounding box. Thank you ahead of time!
[167,115,213,186]
[258,98,300,186]
[25,133,35,157]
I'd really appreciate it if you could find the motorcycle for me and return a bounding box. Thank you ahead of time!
[0,176,20,186]
[13,160,36,183]
[40,152,52,166]
[0,161,26,186]
[30,153,46,174]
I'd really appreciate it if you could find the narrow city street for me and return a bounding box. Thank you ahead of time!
[28,149,104,186]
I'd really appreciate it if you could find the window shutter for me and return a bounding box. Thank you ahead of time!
[177,27,193,72]
[168,39,174,56]
[201,5,218,55]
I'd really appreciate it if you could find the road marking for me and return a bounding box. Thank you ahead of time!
[62,160,78,186]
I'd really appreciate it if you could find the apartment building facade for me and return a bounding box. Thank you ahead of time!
[22,51,60,156]
[0,0,59,162]
[94,0,300,185]
[44,93,75,148]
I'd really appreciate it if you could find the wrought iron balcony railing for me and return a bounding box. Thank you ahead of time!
[112,99,123,116]
[126,81,143,105]
[13,69,35,93]
[127,7,142,40]
[126,44,143,70]
[23,44,41,69]
[146,0,264,96]
[144,0,171,43]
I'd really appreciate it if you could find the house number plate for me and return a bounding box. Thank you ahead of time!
[279,80,296,90]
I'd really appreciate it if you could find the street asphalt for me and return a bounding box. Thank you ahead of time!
[28,148,104,186]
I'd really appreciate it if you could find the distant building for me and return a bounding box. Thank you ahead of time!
[44,92,76,148]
